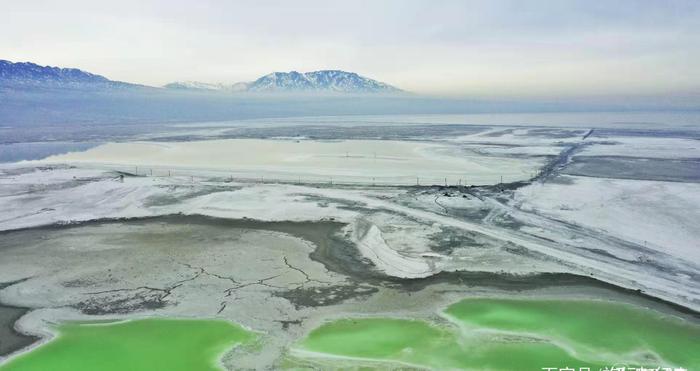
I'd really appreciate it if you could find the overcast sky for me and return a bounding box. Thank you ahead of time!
[2,0,699,98]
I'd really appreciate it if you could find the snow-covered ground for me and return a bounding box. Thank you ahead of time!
[469,144,565,157]
[3,126,700,308]
[578,137,700,159]
[0,167,359,231]
[1,164,698,311]
[515,175,700,262]
[450,127,586,147]
[38,139,543,186]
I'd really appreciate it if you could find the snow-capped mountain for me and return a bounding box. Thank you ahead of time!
[164,70,401,94]
[247,70,401,93]
[0,60,136,89]
[163,81,224,91]
[164,81,250,92]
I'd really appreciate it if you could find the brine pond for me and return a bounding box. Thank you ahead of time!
[290,298,700,370]
[0,319,255,371]
[2,298,698,371]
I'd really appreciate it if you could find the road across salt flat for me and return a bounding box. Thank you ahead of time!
[42,139,542,186]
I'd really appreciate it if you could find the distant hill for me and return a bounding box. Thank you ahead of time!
[164,70,402,94]
[0,60,139,90]
[163,81,250,92]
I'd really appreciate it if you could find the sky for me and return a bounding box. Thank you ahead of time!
[1,0,699,99]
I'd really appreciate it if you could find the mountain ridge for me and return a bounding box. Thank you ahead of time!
[165,70,402,94]
[0,59,402,94]
[0,60,139,89]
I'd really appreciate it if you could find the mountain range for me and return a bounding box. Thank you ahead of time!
[0,60,402,94]
[0,60,138,89]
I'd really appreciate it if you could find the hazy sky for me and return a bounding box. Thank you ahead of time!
[2,0,699,98]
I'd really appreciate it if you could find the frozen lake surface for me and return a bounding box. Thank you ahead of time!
[43,138,543,185]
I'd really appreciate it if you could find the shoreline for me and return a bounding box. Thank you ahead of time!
[0,280,39,359]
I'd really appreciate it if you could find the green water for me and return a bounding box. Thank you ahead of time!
[0,318,254,371]
[297,298,700,370]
